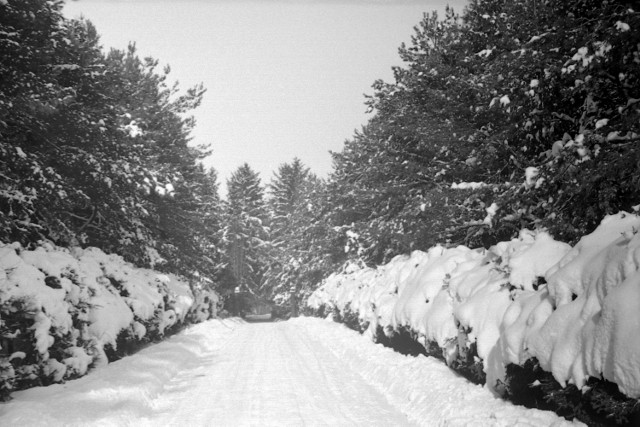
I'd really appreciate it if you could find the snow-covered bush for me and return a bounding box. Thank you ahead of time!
[488,212,640,397]
[308,210,640,423]
[0,241,218,399]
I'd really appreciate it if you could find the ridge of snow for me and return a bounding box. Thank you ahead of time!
[1,241,218,384]
[308,211,640,399]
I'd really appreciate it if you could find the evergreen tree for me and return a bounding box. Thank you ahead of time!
[264,160,336,316]
[326,0,640,264]
[0,0,221,287]
[327,9,484,263]
[269,158,309,243]
[222,164,270,296]
[460,0,640,242]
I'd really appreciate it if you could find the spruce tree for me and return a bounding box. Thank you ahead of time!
[223,164,270,296]
[269,158,309,243]
[264,159,335,316]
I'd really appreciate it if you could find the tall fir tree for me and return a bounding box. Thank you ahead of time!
[265,159,335,316]
[269,158,309,244]
[222,164,270,296]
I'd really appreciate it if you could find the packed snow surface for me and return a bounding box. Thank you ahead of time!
[0,317,578,426]
[308,211,640,399]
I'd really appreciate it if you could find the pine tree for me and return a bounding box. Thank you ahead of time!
[0,0,221,285]
[326,0,640,257]
[452,0,640,242]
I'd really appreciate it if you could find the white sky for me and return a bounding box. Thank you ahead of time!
[63,0,468,194]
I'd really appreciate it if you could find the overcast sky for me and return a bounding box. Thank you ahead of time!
[63,0,468,194]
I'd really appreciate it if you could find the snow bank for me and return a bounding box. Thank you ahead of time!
[308,211,640,399]
[0,241,219,397]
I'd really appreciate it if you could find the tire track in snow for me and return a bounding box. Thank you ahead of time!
[153,320,415,426]
[291,317,583,427]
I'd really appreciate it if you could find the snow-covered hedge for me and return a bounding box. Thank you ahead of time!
[307,211,640,401]
[0,241,219,399]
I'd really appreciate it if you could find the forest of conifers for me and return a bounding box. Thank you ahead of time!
[2,0,639,315]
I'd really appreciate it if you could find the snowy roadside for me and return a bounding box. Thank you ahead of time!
[0,318,243,426]
[308,211,640,404]
[291,317,583,427]
[0,241,219,399]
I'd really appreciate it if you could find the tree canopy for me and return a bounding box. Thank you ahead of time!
[327,0,640,264]
[1,0,219,285]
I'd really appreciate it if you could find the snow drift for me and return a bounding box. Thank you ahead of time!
[307,211,640,399]
[0,241,218,398]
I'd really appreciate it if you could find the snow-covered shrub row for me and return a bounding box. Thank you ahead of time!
[307,211,640,401]
[0,241,219,399]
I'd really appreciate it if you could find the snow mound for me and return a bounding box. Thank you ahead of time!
[0,241,218,394]
[520,212,640,396]
[308,211,640,399]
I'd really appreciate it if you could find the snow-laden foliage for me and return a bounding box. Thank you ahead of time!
[220,164,271,298]
[327,0,640,264]
[0,0,222,283]
[263,159,334,316]
[0,240,218,400]
[308,211,640,410]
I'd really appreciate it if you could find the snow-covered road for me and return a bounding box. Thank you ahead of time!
[0,317,581,426]
[150,319,414,426]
